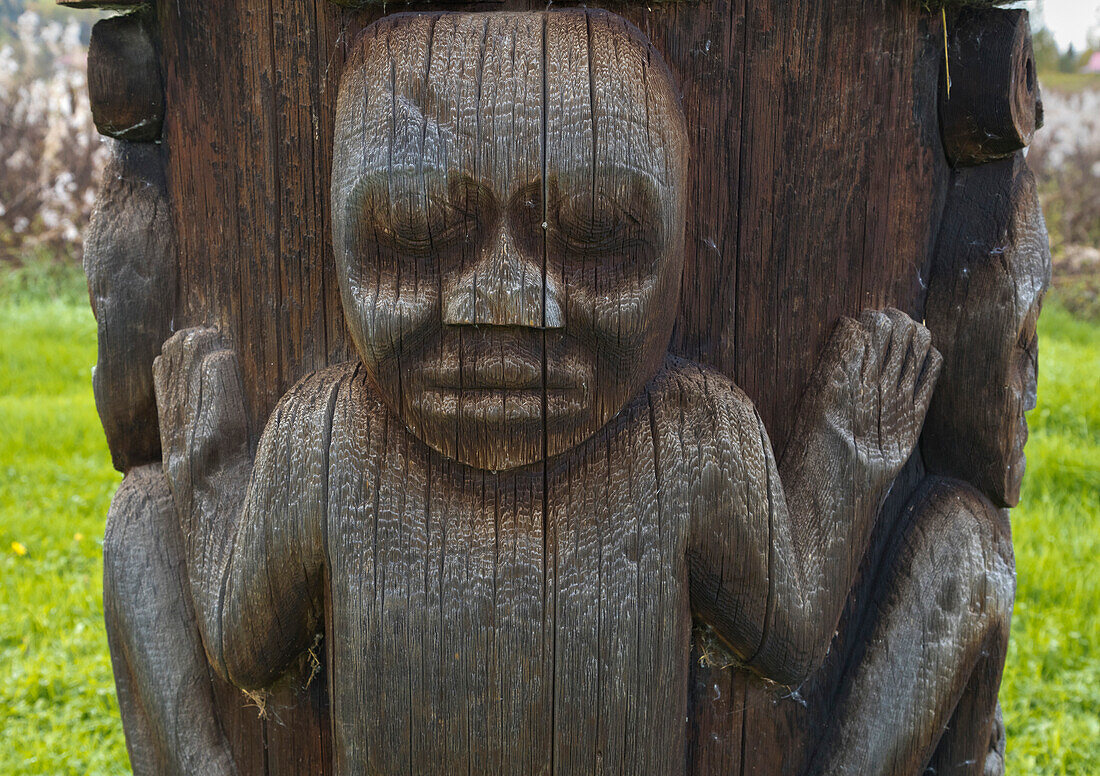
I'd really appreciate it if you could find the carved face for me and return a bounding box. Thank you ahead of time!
[924,158,1051,508]
[331,11,688,470]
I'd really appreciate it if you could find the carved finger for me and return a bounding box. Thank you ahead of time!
[857,309,893,385]
[882,308,917,391]
[810,316,865,402]
[914,346,943,419]
[898,322,932,393]
[191,350,249,474]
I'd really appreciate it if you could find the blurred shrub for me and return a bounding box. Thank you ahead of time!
[0,11,106,266]
[1029,89,1100,252]
[1029,87,1100,321]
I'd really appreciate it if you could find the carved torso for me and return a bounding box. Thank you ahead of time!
[243,356,773,775]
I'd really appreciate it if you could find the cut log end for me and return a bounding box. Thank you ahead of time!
[941,8,1041,167]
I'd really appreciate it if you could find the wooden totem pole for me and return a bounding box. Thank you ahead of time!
[69,0,1049,772]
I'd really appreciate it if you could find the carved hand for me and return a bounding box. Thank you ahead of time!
[796,308,940,487]
[154,328,249,504]
[752,308,942,683]
[153,327,251,677]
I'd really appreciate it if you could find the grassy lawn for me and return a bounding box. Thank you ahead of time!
[0,286,125,773]
[1038,71,1100,95]
[1,267,1097,774]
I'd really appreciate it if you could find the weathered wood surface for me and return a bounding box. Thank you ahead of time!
[75,0,1050,773]
[923,153,1051,508]
[145,15,948,773]
[84,141,174,471]
[941,8,1041,167]
[88,11,164,141]
[147,3,951,763]
[103,465,236,776]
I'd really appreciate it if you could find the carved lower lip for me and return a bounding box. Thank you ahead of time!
[415,387,586,421]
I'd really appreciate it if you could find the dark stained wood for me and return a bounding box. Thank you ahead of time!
[922,153,1051,509]
[88,10,164,141]
[941,8,1041,167]
[84,141,174,471]
[102,465,237,776]
[804,476,1014,775]
[152,308,940,775]
[73,0,1047,772]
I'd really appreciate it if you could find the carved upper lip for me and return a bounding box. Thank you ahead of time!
[419,339,583,391]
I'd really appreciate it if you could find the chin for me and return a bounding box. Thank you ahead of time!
[402,396,603,471]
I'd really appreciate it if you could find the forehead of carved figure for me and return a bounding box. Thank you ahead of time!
[332,10,687,290]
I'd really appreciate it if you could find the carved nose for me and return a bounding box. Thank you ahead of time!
[442,226,564,328]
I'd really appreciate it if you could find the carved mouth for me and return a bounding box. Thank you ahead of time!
[416,386,586,423]
[419,340,583,392]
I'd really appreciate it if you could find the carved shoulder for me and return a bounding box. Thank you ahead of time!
[245,362,363,517]
[646,355,777,538]
[646,355,769,472]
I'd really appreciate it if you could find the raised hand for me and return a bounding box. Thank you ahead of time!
[797,308,941,485]
[154,328,249,517]
[735,309,943,684]
[153,327,251,678]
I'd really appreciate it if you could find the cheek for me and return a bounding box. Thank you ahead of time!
[341,261,440,370]
[566,262,679,364]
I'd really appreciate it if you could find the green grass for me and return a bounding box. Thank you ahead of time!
[0,264,1097,774]
[0,279,125,774]
[1001,303,1100,774]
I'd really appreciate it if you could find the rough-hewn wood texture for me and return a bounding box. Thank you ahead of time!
[941,8,1041,167]
[154,0,946,453]
[103,465,237,776]
[923,153,1051,508]
[145,15,951,773]
[80,0,1050,772]
[149,0,947,773]
[88,10,164,141]
[84,141,174,471]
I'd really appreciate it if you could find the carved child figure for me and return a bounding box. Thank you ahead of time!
[149,10,942,775]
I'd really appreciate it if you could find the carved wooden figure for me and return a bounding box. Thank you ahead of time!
[84,141,174,470]
[67,0,1052,774]
[141,12,950,774]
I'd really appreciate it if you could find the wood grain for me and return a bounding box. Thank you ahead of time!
[941,8,1041,167]
[803,476,1014,776]
[153,308,937,775]
[88,10,164,142]
[84,141,174,472]
[103,465,238,776]
[922,153,1051,508]
[72,0,1043,772]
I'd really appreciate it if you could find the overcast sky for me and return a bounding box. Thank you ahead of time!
[1016,0,1100,50]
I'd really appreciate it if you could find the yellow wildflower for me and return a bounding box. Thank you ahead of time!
[74,533,84,542]
[11,541,27,556]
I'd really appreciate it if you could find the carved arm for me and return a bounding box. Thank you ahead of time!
[153,329,328,689]
[690,310,941,686]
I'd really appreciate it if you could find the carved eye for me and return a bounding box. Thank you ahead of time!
[548,181,661,268]
[351,176,492,267]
